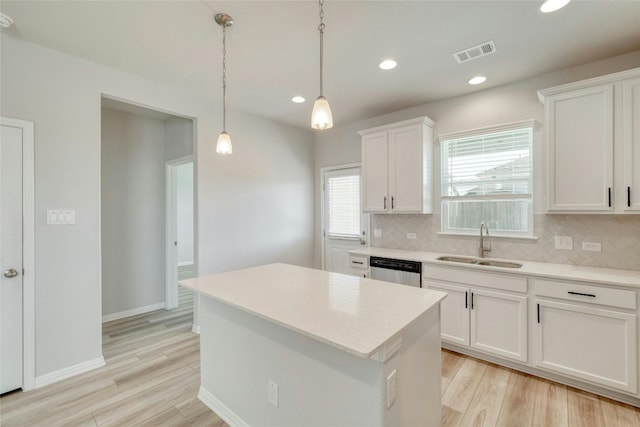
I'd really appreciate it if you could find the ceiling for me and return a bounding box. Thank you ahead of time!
[1,1,639,130]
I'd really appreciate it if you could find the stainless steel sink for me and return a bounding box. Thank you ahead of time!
[436,256,522,269]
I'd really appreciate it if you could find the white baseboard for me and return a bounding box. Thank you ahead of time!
[191,323,200,334]
[35,356,105,389]
[198,386,249,427]
[102,302,165,323]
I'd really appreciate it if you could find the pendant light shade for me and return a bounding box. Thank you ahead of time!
[215,13,233,155]
[311,96,333,130]
[311,0,333,130]
[216,131,232,155]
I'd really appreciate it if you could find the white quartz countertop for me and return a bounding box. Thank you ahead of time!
[350,247,640,288]
[180,263,446,359]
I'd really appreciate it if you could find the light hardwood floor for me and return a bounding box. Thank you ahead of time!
[2,302,640,426]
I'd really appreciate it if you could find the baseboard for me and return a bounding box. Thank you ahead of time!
[102,302,165,322]
[191,323,200,334]
[35,356,105,389]
[198,386,249,427]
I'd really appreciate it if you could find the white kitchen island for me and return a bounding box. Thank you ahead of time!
[180,263,446,427]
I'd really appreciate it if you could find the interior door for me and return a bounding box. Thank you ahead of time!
[323,166,369,274]
[1,124,24,394]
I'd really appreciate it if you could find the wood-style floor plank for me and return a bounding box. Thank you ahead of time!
[3,295,640,427]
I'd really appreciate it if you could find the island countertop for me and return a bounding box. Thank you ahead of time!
[180,263,446,359]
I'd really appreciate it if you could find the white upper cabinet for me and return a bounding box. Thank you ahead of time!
[359,117,434,214]
[539,68,640,213]
[623,77,640,211]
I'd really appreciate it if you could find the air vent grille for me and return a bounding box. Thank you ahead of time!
[453,40,497,64]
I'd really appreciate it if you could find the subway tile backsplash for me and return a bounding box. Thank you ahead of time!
[370,214,640,271]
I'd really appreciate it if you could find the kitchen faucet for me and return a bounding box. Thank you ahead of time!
[479,222,491,258]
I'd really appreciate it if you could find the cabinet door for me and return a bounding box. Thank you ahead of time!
[547,84,614,211]
[623,77,640,211]
[535,299,637,394]
[470,289,527,362]
[388,124,423,212]
[424,280,469,346]
[349,268,369,279]
[361,132,388,212]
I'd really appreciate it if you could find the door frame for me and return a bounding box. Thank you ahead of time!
[320,162,367,271]
[1,117,35,391]
[165,155,194,310]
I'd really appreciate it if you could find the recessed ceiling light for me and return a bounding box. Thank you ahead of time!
[540,0,572,13]
[291,96,305,103]
[0,13,14,28]
[379,59,397,70]
[468,76,487,85]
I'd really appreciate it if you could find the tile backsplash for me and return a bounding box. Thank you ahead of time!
[370,214,640,271]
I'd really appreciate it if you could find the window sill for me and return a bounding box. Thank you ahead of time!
[436,232,539,241]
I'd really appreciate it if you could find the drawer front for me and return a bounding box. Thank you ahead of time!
[423,264,527,293]
[535,279,636,310]
[349,255,369,269]
[349,268,370,279]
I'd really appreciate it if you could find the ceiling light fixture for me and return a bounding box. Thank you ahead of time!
[311,0,333,130]
[540,0,572,13]
[468,76,487,85]
[0,13,13,28]
[379,59,397,70]
[215,13,234,155]
[292,96,306,103]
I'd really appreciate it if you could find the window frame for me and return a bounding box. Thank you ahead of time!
[439,120,535,238]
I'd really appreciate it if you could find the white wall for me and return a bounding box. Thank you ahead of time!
[101,107,166,317]
[0,34,314,378]
[176,162,194,265]
[313,51,640,268]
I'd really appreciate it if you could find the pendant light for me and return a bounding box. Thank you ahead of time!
[311,0,333,130]
[215,13,233,155]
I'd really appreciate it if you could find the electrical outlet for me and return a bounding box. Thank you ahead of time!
[374,228,383,238]
[582,241,602,252]
[406,233,417,240]
[268,381,279,407]
[554,236,573,250]
[387,369,397,408]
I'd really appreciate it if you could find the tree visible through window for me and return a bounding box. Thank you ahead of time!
[440,122,533,236]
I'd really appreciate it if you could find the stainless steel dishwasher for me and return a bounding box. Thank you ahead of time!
[369,256,422,287]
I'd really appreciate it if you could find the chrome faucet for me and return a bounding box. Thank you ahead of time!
[479,222,491,258]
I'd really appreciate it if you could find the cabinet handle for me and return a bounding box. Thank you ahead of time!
[537,303,540,324]
[628,187,632,207]
[568,291,596,298]
[471,292,474,310]
[465,291,468,309]
[352,261,364,265]
[391,196,395,209]
[608,187,612,207]
[384,197,387,209]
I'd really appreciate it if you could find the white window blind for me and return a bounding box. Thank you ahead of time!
[326,172,361,238]
[441,124,533,236]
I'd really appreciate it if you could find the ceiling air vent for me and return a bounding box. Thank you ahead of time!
[453,40,497,64]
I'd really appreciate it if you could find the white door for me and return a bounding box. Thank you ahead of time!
[470,289,528,362]
[323,166,369,274]
[1,124,24,394]
[423,280,469,346]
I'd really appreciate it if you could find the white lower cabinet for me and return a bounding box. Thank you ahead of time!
[535,299,637,394]
[424,279,528,362]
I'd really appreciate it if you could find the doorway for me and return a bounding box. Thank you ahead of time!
[321,164,369,274]
[165,157,195,310]
[100,97,196,325]
[0,117,35,394]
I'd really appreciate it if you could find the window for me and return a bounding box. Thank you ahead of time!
[325,170,361,238]
[440,121,534,237]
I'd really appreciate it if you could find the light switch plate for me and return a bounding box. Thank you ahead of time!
[406,233,417,240]
[47,209,76,225]
[582,241,602,252]
[554,236,573,250]
[374,228,383,238]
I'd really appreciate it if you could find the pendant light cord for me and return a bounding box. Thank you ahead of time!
[222,23,227,132]
[318,0,325,97]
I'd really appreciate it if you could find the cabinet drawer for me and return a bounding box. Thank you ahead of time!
[349,255,369,269]
[535,279,636,310]
[423,264,527,293]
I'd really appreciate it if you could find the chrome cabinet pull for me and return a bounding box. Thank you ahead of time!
[568,291,596,298]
